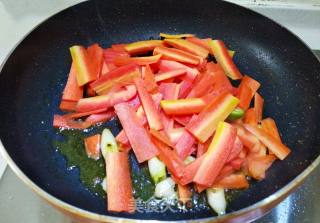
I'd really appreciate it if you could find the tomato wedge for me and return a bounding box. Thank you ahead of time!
[243,124,291,160]
[261,118,282,142]
[212,173,249,189]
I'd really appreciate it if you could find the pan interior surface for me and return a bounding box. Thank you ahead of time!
[0,0,319,221]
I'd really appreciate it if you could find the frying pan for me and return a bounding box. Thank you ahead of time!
[0,0,320,222]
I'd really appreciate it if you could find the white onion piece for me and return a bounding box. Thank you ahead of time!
[100,129,118,159]
[148,157,166,184]
[154,177,176,199]
[206,188,226,215]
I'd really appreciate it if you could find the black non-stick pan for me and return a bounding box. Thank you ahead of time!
[0,0,320,222]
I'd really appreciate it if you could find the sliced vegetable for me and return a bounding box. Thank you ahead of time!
[209,40,242,80]
[174,115,192,126]
[53,114,91,130]
[69,45,96,86]
[113,54,162,66]
[207,62,233,94]
[125,40,164,54]
[153,46,201,65]
[142,65,158,92]
[261,118,282,142]
[243,108,257,125]
[114,103,159,163]
[90,63,140,95]
[194,122,236,187]
[106,152,135,213]
[226,136,243,163]
[160,33,194,39]
[59,100,77,111]
[149,129,175,148]
[197,137,211,157]
[213,173,249,189]
[76,85,137,112]
[62,63,84,101]
[234,124,261,153]
[154,177,177,199]
[178,184,192,204]
[148,157,167,184]
[227,108,245,121]
[84,134,101,160]
[134,78,163,130]
[186,93,239,143]
[85,111,115,126]
[167,128,184,144]
[152,138,185,178]
[175,128,196,159]
[160,98,207,115]
[254,92,264,122]
[101,129,118,159]
[243,124,291,160]
[206,188,226,215]
[237,83,253,110]
[87,43,104,80]
[164,39,209,58]
[64,108,107,119]
[179,155,204,185]
[158,60,199,81]
[247,154,276,180]
[155,69,187,82]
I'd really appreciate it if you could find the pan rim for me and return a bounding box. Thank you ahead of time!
[0,0,320,222]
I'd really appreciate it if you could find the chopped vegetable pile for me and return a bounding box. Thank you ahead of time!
[53,33,291,215]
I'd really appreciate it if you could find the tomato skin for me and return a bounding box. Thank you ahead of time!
[243,124,291,160]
